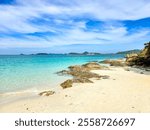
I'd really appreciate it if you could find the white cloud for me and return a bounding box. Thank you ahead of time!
[0,0,150,32]
[1,26,149,48]
[0,0,150,49]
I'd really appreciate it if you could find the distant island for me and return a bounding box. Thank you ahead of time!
[33,53,49,55]
[116,49,141,54]
[19,49,141,56]
[68,51,101,55]
[19,51,102,56]
[68,50,141,55]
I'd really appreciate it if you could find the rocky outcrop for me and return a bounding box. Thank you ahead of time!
[60,79,73,89]
[100,59,126,67]
[69,70,101,79]
[39,91,55,96]
[72,78,93,83]
[126,42,150,66]
[82,62,106,70]
[58,62,109,89]
[68,62,107,71]
[69,65,88,72]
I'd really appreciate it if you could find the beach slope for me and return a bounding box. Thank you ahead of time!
[0,66,150,113]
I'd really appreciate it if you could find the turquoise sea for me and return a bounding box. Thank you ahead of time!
[0,54,125,93]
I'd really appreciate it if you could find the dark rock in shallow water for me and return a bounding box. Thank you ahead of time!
[39,91,55,96]
[56,70,69,75]
[60,79,73,89]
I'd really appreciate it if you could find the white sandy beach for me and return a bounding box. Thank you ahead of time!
[0,66,150,113]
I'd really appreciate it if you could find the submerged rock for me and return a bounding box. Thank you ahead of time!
[60,79,73,89]
[56,70,69,75]
[39,91,55,96]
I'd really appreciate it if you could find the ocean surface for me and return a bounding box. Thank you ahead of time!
[0,54,125,93]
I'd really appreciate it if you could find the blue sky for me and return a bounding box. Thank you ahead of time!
[0,0,150,54]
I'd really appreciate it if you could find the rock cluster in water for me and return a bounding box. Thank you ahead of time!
[57,62,109,89]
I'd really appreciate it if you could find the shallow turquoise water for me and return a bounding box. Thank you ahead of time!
[0,54,125,93]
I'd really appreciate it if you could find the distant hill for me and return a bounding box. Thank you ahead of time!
[34,53,49,55]
[116,49,141,54]
[68,51,101,55]
[31,53,62,55]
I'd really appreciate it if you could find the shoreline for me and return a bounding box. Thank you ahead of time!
[0,84,64,105]
[0,65,150,113]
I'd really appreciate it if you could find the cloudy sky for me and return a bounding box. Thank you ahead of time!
[0,0,150,54]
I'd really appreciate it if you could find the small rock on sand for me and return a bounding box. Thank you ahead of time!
[39,91,55,96]
[60,79,73,89]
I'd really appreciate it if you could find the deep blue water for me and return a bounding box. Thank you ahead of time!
[0,54,125,93]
